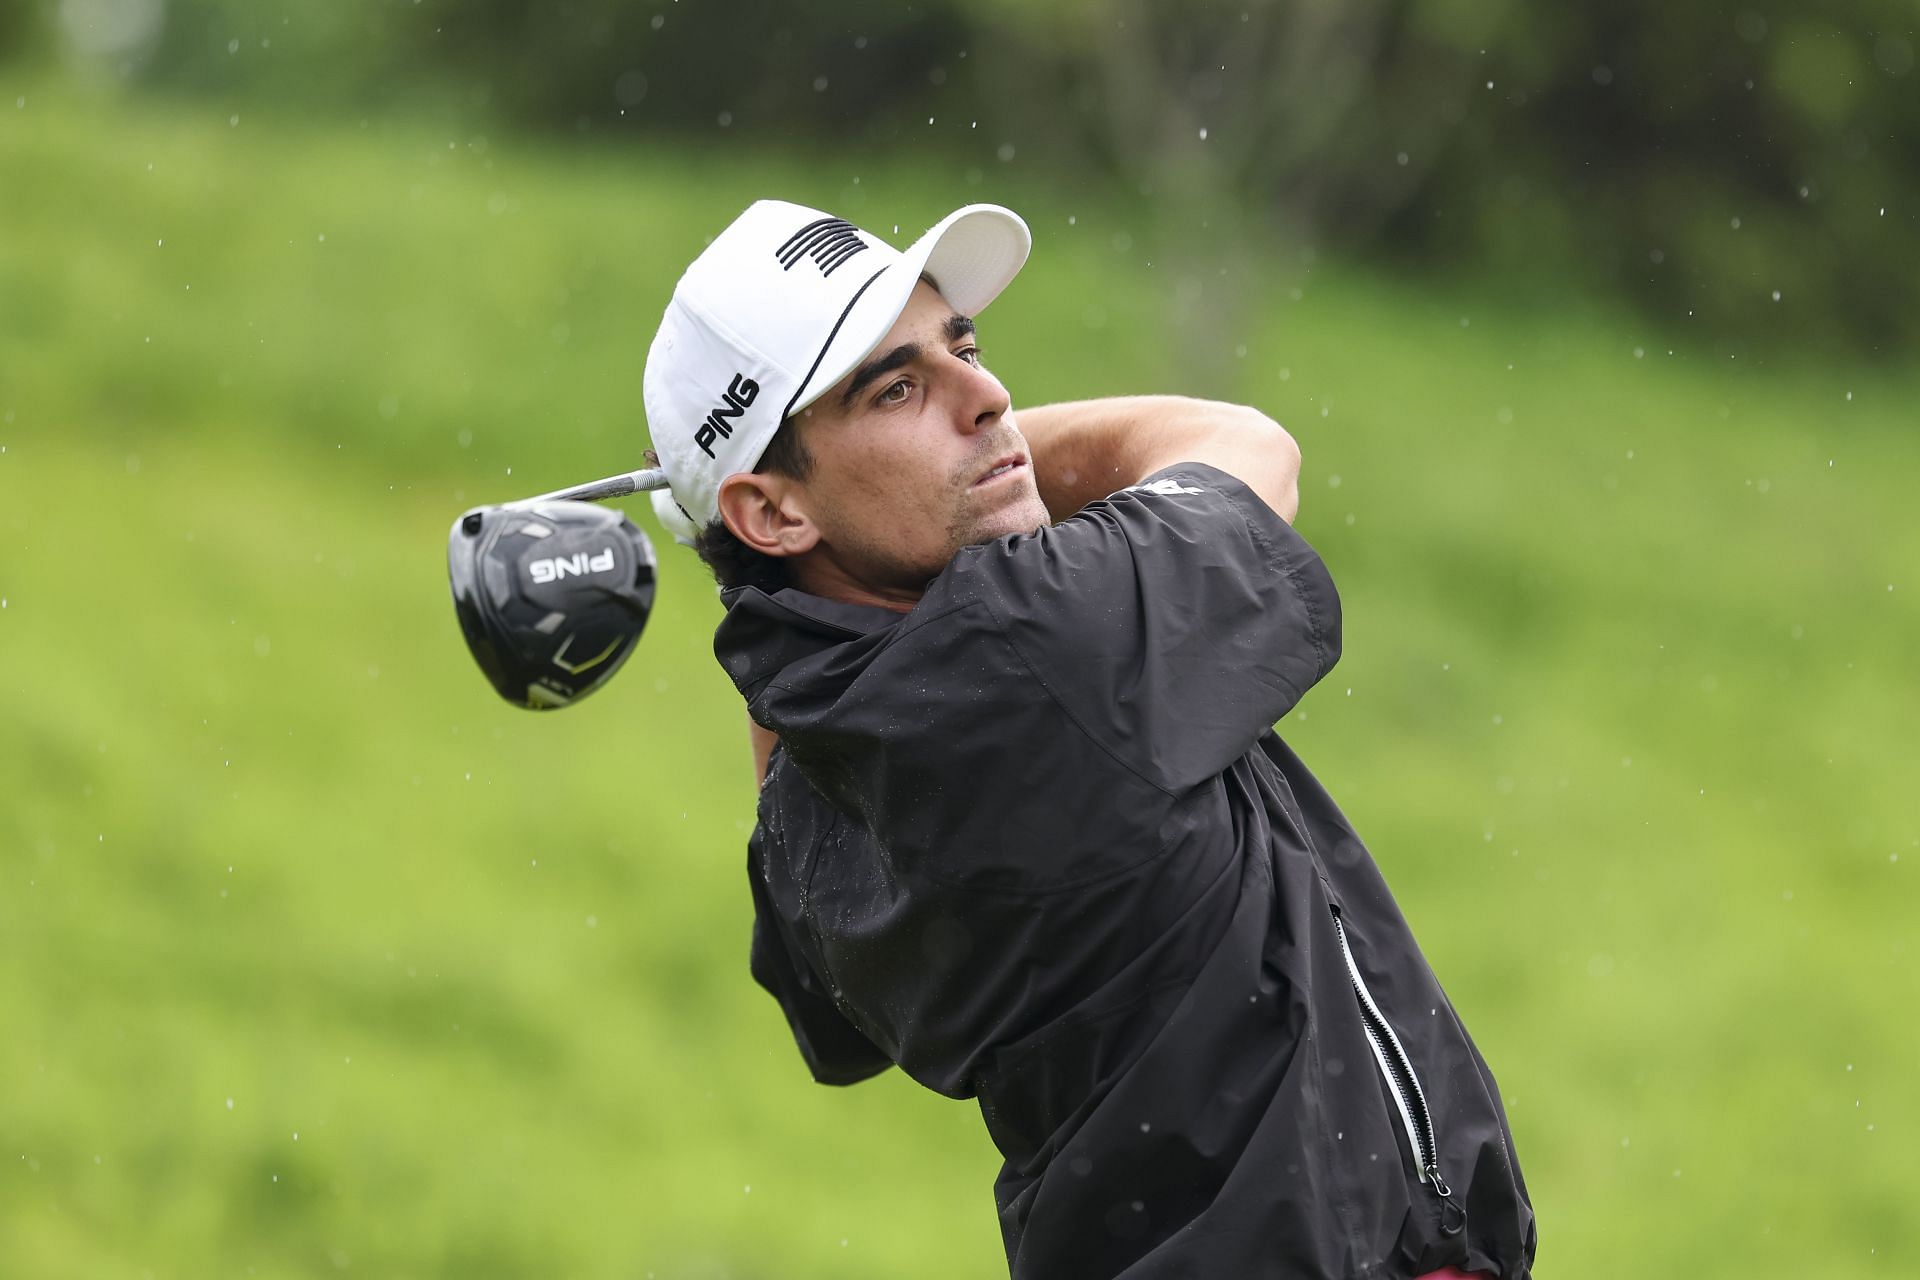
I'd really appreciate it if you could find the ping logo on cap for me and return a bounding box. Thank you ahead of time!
[776,218,869,277]
[693,373,761,458]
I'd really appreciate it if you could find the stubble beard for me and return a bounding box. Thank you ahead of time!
[943,430,1047,556]
[820,426,1047,597]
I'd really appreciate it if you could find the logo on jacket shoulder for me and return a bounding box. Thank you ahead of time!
[1127,478,1205,497]
[693,373,760,458]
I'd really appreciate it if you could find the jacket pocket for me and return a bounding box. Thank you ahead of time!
[1330,906,1465,1234]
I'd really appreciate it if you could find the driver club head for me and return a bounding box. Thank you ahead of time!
[448,500,658,710]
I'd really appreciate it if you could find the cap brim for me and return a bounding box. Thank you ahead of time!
[786,204,1030,420]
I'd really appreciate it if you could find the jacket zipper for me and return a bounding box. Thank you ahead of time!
[1330,907,1465,1232]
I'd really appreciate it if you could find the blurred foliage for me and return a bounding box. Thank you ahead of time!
[11,0,1918,358]
[0,0,48,60]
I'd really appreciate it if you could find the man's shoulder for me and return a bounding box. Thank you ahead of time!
[928,461,1270,609]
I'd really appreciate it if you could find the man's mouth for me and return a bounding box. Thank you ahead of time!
[973,454,1027,487]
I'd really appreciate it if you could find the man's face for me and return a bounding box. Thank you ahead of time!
[780,280,1049,598]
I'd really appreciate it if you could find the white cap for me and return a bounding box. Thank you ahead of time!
[643,200,1031,529]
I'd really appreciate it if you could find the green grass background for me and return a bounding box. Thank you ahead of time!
[3,77,1917,1278]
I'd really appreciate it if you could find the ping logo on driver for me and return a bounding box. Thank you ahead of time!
[528,547,616,584]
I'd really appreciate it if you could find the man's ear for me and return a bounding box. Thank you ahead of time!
[716,472,820,558]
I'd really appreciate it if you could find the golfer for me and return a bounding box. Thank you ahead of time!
[642,201,1537,1279]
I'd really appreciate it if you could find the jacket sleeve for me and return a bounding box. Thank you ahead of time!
[959,461,1342,795]
[746,825,893,1086]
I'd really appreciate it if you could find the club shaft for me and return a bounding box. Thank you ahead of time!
[514,467,670,506]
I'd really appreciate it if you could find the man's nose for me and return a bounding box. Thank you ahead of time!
[958,360,1011,434]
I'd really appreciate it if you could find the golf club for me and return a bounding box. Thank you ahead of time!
[447,467,670,710]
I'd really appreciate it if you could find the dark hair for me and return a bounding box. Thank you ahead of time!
[688,418,814,593]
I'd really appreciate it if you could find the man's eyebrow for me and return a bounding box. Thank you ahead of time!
[840,342,921,408]
[838,314,978,407]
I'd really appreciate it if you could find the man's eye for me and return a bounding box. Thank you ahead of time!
[877,378,912,405]
[957,345,984,366]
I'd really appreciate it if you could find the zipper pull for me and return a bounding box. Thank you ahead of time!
[1425,1164,1466,1236]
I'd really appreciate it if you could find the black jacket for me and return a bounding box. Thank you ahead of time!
[716,464,1537,1279]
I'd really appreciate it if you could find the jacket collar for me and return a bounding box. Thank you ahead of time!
[713,585,906,698]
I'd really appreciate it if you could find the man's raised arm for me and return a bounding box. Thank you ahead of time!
[751,714,778,789]
[746,397,1301,786]
[1015,395,1302,525]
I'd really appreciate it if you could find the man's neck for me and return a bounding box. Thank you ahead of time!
[790,554,927,615]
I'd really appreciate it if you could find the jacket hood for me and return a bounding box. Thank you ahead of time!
[713,585,904,702]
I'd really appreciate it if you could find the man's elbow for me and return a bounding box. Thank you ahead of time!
[1235,407,1301,524]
